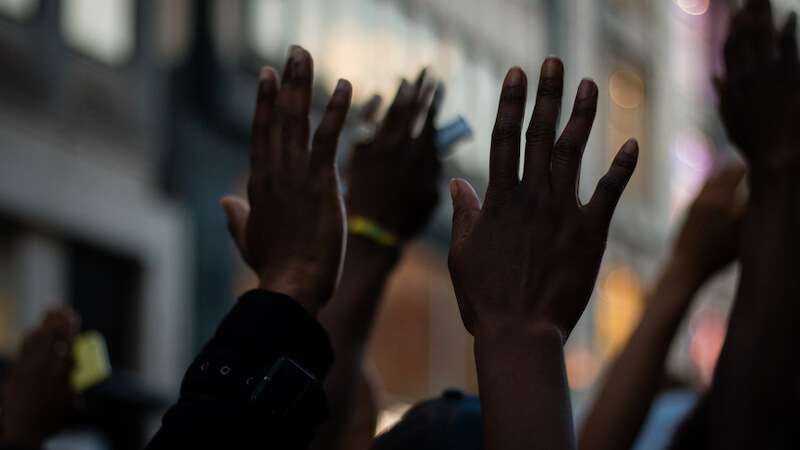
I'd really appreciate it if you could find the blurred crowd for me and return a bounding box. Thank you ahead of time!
[1,0,800,449]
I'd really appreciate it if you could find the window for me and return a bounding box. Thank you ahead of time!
[61,0,135,66]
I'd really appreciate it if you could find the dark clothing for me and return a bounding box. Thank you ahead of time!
[146,290,334,450]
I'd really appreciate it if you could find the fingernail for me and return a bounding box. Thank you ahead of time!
[450,178,459,200]
[259,67,271,81]
[335,79,348,92]
[623,137,638,155]
[578,77,596,99]
[542,57,562,76]
[506,67,523,85]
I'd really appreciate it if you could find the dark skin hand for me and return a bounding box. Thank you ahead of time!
[221,46,353,316]
[670,163,747,285]
[697,1,800,448]
[449,58,638,450]
[1,305,80,448]
[716,0,800,178]
[579,163,747,450]
[312,70,445,450]
[346,69,443,241]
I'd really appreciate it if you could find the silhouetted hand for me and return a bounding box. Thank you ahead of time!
[672,163,747,284]
[2,305,80,448]
[448,58,638,341]
[717,0,800,176]
[221,46,352,315]
[346,70,443,242]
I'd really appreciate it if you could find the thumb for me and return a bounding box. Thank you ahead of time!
[220,195,250,259]
[450,178,480,250]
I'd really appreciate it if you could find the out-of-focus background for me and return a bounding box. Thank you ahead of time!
[0,0,795,448]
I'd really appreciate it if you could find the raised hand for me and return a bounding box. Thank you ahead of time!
[2,305,80,448]
[221,46,352,315]
[717,0,800,176]
[672,163,747,284]
[448,58,638,341]
[346,69,443,242]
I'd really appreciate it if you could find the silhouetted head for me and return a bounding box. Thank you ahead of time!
[370,389,484,450]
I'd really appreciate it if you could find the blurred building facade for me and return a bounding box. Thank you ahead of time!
[0,0,777,445]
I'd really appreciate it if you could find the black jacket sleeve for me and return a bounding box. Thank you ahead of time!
[145,290,335,450]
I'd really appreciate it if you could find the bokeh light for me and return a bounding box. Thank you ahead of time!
[566,348,602,391]
[677,0,710,16]
[609,70,645,109]
[689,308,726,386]
[595,266,644,357]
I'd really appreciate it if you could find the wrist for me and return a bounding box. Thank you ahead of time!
[258,275,325,316]
[347,234,401,263]
[662,253,709,292]
[475,320,565,349]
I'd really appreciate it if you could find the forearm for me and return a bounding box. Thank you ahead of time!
[579,260,701,450]
[312,236,398,450]
[707,175,800,448]
[475,325,575,450]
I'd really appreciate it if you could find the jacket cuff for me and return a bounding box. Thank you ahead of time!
[203,289,334,380]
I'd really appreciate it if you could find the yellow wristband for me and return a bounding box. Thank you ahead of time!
[348,216,398,247]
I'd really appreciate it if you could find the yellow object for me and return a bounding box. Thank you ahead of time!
[348,216,398,247]
[70,330,112,392]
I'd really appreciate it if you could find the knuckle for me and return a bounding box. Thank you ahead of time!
[598,174,624,197]
[552,140,580,164]
[525,120,556,142]
[492,122,521,144]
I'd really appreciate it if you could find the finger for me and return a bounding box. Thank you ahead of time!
[379,79,416,141]
[413,67,427,99]
[449,178,481,250]
[420,83,445,140]
[311,79,353,170]
[251,67,279,169]
[43,305,79,340]
[360,94,383,125]
[550,78,598,199]
[412,82,437,133]
[586,138,639,225]
[725,15,747,85]
[275,46,314,163]
[522,57,564,189]
[745,0,775,67]
[220,195,250,258]
[487,67,527,198]
[779,12,799,70]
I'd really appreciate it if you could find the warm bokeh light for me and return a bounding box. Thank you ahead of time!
[595,266,644,357]
[677,0,710,16]
[609,70,644,109]
[566,348,602,391]
[689,308,726,386]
